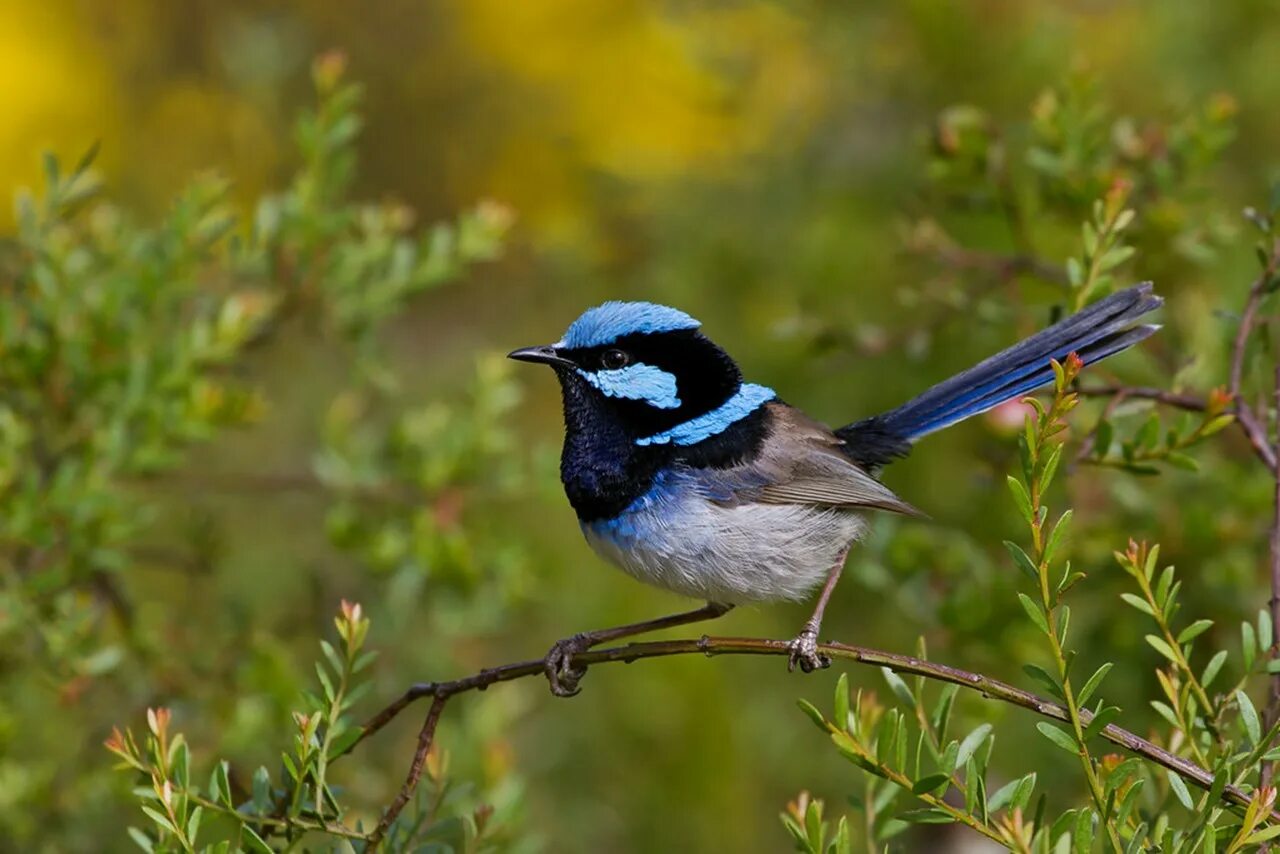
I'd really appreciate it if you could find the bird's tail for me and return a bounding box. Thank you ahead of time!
[837,283,1162,468]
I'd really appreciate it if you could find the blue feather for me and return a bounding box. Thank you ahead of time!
[636,383,776,447]
[561,302,700,349]
[577,363,683,409]
[841,284,1162,451]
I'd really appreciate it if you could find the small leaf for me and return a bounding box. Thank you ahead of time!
[1023,663,1064,698]
[140,807,176,834]
[881,668,916,708]
[1202,650,1228,687]
[1243,622,1258,671]
[127,828,154,853]
[1236,689,1261,744]
[1084,705,1121,742]
[797,699,828,732]
[1018,593,1051,636]
[1119,593,1155,617]
[251,766,271,814]
[1167,770,1194,810]
[1003,541,1040,582]
[241,826,274,854]
[1145,635,1179,664]
[1177,620,1214,645]
[834,673,850,731]
[1260,608,1274,651]
[1007,476,1034,524]
[1044,510,1073,565]
[1036,722,1079,754]
[1077,663,1113,707]
[912,774,951,795]
[955,724,993,770]
[898,808,956,824]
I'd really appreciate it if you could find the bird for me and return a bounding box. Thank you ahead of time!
[509,283,1162,696]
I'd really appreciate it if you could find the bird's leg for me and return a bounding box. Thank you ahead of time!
[787,546,852,673]
[544,601,733,697]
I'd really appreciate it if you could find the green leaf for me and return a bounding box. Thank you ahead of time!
[930,684,959,740]
[1236,689,1261,744]
[1177,620,1214,645]
[1202,650,1228,687]
[1077,662,1113,707]
[1003,541,1040,582]
[911,774,951,795]
[1260,608,1275,651]
[1243,622,1258,672]
[1155,565,1176,608]
[1246,825,1280,845]
[1006,476,1034,524]
[1022,663,1064,698]
[1017,593,1051,636]
[881,668,916,709]
[1150,701,1180,729]
[988,773,1036,813]
[1145,634,1179,664]
[241,826,274,854]
[1084,705,1121,742]
[834,673,850,731]
[251,765,271,814]
[897,808,956,824]
[140,807,176,834]
[797,699,828,732]
[1167,770,1194,810]
[1044,510,1073,565]
[1035,722,1079,754]
[1119,593,1155,617]
[955,724,993,770]
[127,827,154,853]
[1073,808,1095,854]
[1039,444,1063,493]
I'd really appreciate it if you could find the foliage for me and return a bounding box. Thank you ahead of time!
[106,602,509,851]
[8,5,1280,853]
[1,54,522,850]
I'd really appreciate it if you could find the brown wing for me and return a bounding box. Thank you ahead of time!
[720,403,926,518]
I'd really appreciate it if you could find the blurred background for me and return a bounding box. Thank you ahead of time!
[5,1,1280,851]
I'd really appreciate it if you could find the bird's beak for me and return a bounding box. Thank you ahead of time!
[507,344,575,369]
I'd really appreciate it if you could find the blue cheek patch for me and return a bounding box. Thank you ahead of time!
[578,363,682,409]
[636,383,776,446]
[561,302,700,349]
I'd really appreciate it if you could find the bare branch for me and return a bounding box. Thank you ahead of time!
[349,634,1259,846]
[1076,384,1208,413]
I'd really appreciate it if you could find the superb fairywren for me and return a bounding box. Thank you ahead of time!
[511,284,1161,695]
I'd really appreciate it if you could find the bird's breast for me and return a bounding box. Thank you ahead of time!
[580,468,867,604]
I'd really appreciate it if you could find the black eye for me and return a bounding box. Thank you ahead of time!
[601,349,630,370]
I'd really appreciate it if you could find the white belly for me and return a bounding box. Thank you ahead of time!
[581,481,867,604]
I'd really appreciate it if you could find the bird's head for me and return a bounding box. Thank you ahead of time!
[509,301,749,439]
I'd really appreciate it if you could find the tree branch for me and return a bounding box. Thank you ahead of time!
[1228,242,1280,473]
[1264,363,1280,792]
[1076,384,1208,413]
[351,634,1259,848]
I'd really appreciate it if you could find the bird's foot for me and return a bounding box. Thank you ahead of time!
[786,627,830,673]
[544,633,593,697]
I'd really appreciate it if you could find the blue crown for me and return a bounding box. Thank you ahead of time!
[560,302,700,350]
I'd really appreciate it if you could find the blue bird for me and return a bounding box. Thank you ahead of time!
[510,284,1161,695]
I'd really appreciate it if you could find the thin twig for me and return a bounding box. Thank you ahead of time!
[350,634,1262,849]
[366,695,448,849]
[1228,242,1280,473]
[1264,363,1280,792]
[1076,384,1208,413]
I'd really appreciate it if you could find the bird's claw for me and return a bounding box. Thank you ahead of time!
[544,633,592,697]
[786,628,830,673]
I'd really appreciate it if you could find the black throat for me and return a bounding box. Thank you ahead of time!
[556,370,771,522]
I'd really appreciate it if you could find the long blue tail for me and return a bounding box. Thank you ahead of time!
[837,283,1162,469]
